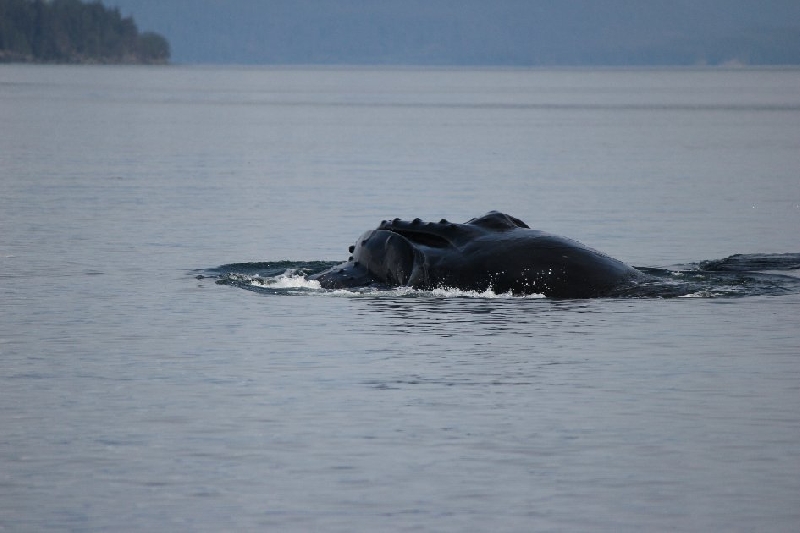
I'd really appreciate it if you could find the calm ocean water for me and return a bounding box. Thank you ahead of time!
[1,65,799,531]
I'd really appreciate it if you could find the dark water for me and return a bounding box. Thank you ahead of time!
[2,65,800,531]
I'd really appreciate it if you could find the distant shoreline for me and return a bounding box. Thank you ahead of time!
[0,53,169,65]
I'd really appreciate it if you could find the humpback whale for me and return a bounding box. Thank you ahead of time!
[310,211,645,298]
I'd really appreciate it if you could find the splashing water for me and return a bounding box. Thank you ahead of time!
[202,253,800,299]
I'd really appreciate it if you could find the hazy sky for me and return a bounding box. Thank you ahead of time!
[107,0,800,65]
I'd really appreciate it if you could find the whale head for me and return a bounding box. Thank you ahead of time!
[311,211,641,297]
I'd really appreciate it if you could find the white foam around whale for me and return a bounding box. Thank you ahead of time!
[249,272,322,290]
[248,272,546,298]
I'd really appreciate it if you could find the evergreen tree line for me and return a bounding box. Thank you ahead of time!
[0,0,170,63]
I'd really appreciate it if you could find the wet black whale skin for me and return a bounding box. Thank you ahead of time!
[310,211,645,298]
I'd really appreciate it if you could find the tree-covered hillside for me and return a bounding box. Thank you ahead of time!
[0,0,169,63]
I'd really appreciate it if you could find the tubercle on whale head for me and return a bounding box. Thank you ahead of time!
[378,211,529,233]
[350,213,530,258]
[378,217,453,230]
[373,212,533,254]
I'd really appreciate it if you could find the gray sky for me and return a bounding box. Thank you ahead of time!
[107,0,800,65]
